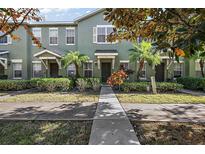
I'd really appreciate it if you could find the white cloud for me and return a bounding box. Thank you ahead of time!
[40,8,71,14]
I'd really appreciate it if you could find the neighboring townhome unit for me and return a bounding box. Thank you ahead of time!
[0,9,203,81]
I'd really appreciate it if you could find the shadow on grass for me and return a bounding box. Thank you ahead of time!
[0,120,93,145]
[0,103,97,120]
[130,121,205,145]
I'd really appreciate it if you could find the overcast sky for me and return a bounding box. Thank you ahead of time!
[39,8,97,21]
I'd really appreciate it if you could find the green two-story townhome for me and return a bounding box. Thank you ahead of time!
[0,9,204,82]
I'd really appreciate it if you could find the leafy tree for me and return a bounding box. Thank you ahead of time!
[62,51,89,78]
[129,41,161,80]
[104,8,205,58]
[191,49,205,77]
[0,8,42,47]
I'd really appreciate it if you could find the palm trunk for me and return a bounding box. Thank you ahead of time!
[75,63,80,78]
[136,59,144,81]
[199,59,205,77]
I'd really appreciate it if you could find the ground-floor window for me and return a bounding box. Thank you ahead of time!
[13,63,22,79]
[120,62,129,70]
[84,62,93,77]
[33,62,42,77]
[67,63,76,77]
[195,60,205,72]
[174,62,183,78]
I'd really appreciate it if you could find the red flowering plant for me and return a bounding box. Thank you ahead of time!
[107,70,128,90]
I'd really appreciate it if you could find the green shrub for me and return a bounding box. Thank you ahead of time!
[121,82,183,93]
[0,80,31,91]
[31,78,73,92]
[89,78,101,91]
[76,78,89,92]
[76,77,101,92]
[122,82,149,92]
[156,82,183,92]
[177,77,205,91]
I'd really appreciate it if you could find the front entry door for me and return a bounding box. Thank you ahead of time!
[155,63,165,82]
[101,62,111,82]
[50,63,59,78]
[0,64,4,75]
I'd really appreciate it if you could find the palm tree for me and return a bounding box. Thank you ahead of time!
[62,51,89,78]
[191,50,205,77]
[129,41,161,80]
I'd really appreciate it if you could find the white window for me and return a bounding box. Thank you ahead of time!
[120,62,129,70]
[174,62,184,78]
[66,28,75,45]
[67,64,76,77]
[32,62,42,77]
[93,25,116,44]
[84,62,93,77]
[49,28,58,45]
[0,31,12,45]
[32,28,41,45]
[13,63,22,79]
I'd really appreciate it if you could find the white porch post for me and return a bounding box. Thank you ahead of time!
[97,58,100,69]
[112,58,115,69]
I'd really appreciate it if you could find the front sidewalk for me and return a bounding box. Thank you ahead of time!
[89,86,140,145]
[123,103,205,123]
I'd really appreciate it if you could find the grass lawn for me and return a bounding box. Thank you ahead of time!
[117,93,205,104]
[0,92,99,103]
[131,121,205,145]
[0,91,11,96]
[0,120,92,145]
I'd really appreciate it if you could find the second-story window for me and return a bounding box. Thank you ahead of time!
[66,28,75,45]
[0,31,12,45]
[49,28,58,45]
[93,26,115,44]
[32,28,41,45]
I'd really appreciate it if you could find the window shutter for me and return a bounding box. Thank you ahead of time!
[93,27,97,43]
[7,35,12,44]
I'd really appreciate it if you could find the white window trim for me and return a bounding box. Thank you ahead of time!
[32,61,42,77]
[11,59,23,63]
[12,60,23,79]
[49,28,58,46]
[32,28,42,46]
[95,25,117,44]
[173,61,184,79]
[195,59,204,71]
[120,61,129,69]
[0,35,12,45]
[83,61,93,77]
[65,27,75,45]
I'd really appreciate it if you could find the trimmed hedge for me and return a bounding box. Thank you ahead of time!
[76,77,101,92]
[0,80,32,91]
[177,77,205,91]
[121,82,183,93]
[31,78,74,92]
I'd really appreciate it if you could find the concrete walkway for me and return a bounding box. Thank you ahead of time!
[89,86,140,145]
[179,89,205,96]
[0,102,97,120]
[122,103,205,123]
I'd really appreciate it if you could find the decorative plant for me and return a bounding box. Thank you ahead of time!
[62,51,89,78]
[129,41,161,80]
[107,70,128,89]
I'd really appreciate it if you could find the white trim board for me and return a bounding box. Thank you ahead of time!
[11,59,23,63]
[34,49,62,58]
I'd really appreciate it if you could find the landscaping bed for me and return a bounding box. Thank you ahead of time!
[131,121,205,145]
[0,120,92,145]
[116,93,205,104]
[0,91,99,103]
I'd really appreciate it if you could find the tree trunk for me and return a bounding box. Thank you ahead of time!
[199,59,205,77]
[136,59,144,81]
[75,63,80,78]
